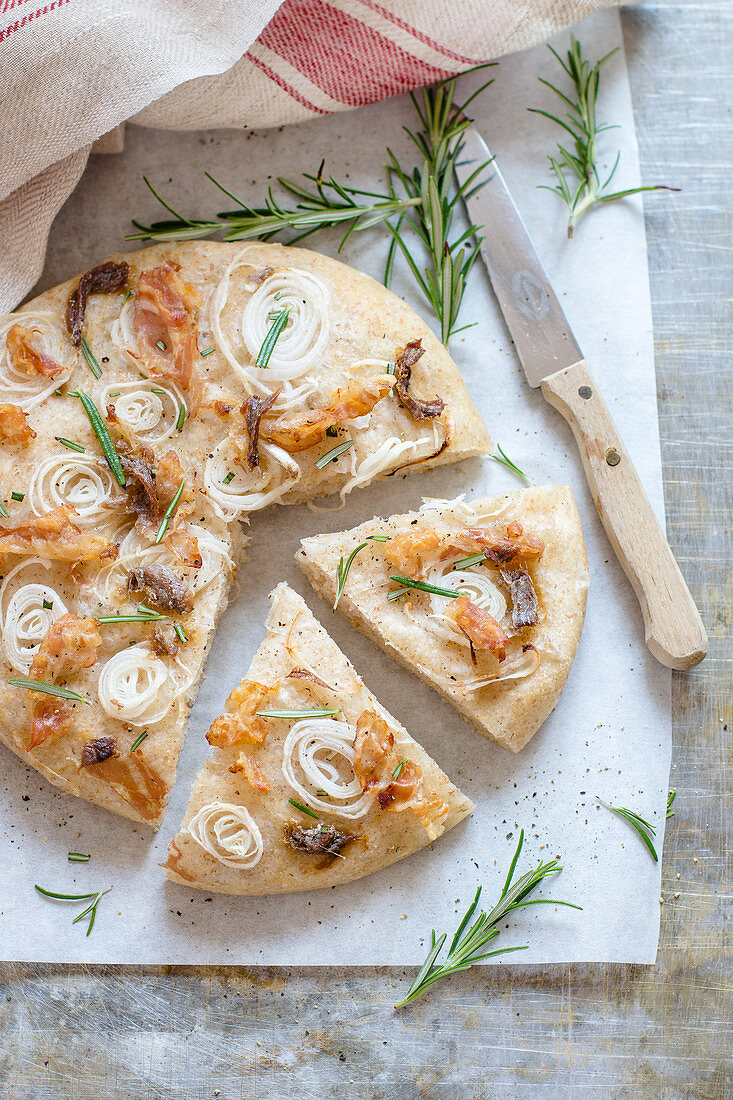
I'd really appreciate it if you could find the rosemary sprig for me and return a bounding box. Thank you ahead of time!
[597,796,658,862]
[396,830,579,1007]
[531,35,678,237]
[388,575,460,599]
[127,71,495,346]
[127,171,419,246]
[35,883,113,936]
[8,678,91,705]
[315,439,354,469]
[384,68,495,344]
[666,789,676,818]
[489,444,530,484]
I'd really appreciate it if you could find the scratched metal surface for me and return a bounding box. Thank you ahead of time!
[1,3,730,1096]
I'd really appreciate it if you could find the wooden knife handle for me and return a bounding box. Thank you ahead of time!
[540,359,707,669]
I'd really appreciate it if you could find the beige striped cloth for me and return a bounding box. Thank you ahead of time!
[0,0,619,311]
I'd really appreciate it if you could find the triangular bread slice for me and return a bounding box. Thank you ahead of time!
[163,583,473,894]
[297,486,588,752]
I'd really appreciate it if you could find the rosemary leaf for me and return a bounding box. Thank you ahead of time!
[72,391,126,487]
[257,707,340,720]
[80,336,102,379]
[68,852,90,863]
[315,439,354,469]
[130,731,148,752]
[256,306,291,368]
[155,479,185,544]
[388,575,460,599]
[8,678,91,705]
[56,437,86,453]
[666,790,676,819]
[288,798,319,819]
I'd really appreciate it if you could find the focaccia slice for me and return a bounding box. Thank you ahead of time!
[297,487,589,752]
[163,583,473,894]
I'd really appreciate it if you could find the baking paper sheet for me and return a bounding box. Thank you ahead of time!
[0,9,671,964]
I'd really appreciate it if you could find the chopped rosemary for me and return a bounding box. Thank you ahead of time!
[80,336,103,379]
[257,707,340,720]
[175,403,186,431]
[367,534,390,543]
[334,541,371,610]
[256,306,291,368]
[155,479,185,543]
[222,471,235,484]
[489,445,530,484]
[8,678,91,704]
[387,587,411,603]
[531,35,677,237]
[386,361,396,375]
[107,391,121,398]
[72,390,126,487]
[155,340,167,352]
[288,798,319,819]
[597,796,658,862]
[42,598,53,610]
[389,575,460,599]
[666,789,676,818]
[122,289,133,304]
[392,758,408,780]
[35,883,113,936]
[315,439,354,469]
[11,491,24,502]
[174,623,188,644]
[395,830,580,1007]
[151,387,167,395]
[200,347,215,357]
[130,731,148,752]
[56,437,85,453]
[453,553,486,570]
[68,852,90,863]
[0,501,7,518]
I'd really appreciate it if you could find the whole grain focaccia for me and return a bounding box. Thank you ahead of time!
[164,583,473,894]
[297,487,589,752]
[0,242,490,824]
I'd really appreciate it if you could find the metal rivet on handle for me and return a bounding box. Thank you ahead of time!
[578,385,592,399]
[606,449,621,467]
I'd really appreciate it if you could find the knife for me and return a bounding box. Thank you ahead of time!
[455,123,707,670]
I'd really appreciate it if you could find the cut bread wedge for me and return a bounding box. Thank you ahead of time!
[163,583,473,894]
[297,486,589,752]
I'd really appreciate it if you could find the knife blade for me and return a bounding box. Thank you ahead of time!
[456,125,582,385]
[455,122,707,670]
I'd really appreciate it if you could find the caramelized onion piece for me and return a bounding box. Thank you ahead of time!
[0,506,116,563]
[263,374,394,453]
[229,752,270,793]
[0,402,36,445]
[236,390,279,470]
[384,530,442,578]
[29,697,74,750]
[6,324,64,377]
[66,261,130,346]
[394,339,445,420]
[206,679,271,748]
[445,596,509,661]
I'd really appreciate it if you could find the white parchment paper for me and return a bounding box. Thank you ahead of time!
[0,9,671,965]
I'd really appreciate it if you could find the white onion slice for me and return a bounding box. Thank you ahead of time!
[99,379,186,444]
[109,299,141,367]
[28,453,119,526]
[241,268,330,382]
[0,558,68,673]
[281,718,373,820]
[457,643,541,690]
[204,439,300,519]
[98,643,175,726]
[338,434,431,501]
[0,312,73,410]
[185,802,263,869]
[424,564,507,648]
